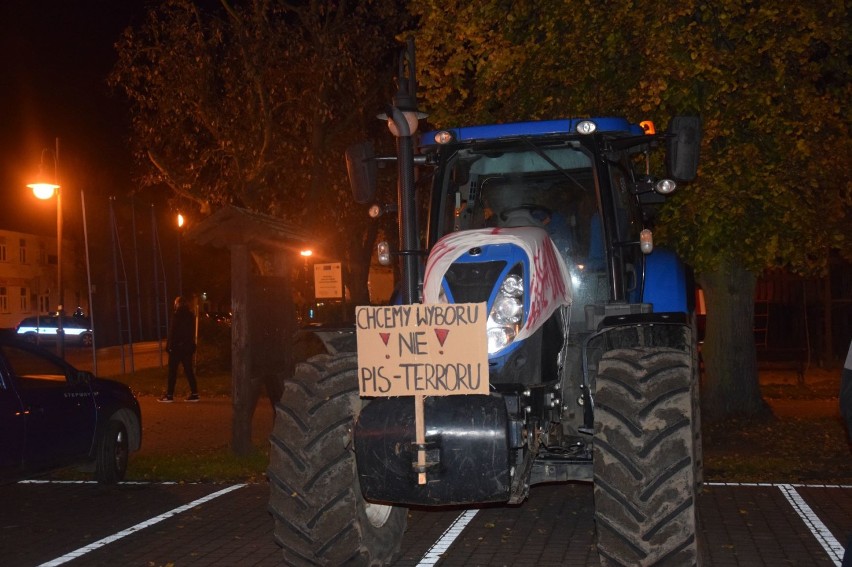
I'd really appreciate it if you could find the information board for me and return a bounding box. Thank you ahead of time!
[313,262,343,299]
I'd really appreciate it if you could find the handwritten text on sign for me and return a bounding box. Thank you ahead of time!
[356,303,488,397]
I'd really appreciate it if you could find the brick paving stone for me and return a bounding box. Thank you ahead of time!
[4,479,849,566]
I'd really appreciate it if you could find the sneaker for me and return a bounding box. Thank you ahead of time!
[185,394,200,402]
[158,395,174,403]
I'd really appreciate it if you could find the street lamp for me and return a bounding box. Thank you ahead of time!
[299,249,313,322]
[27,138,64,359]
[177,213,185,296]
[300,249,313,283]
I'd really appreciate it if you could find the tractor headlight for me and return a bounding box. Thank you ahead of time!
[486,269,525,354]
[487,326,517,352]
[493,295,522,324]
[500,274,523,297]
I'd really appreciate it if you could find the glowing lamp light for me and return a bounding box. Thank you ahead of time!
[177,213,185,228]
[640,229,654,254]
[28,182,60,200]
[386,110,422,137]
[300,249,313,257]
[377,241,391,266]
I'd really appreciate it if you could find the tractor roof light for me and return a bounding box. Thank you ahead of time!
[434,131,455,144]
[655,178,677,194]
[576,120,597,135]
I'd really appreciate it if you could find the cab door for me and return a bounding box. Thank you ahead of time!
[0,344,97,472]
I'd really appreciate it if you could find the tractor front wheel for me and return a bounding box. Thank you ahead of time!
[268,352,407,565]
[593,347,700,566]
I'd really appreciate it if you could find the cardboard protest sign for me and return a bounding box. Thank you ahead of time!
[356,303,489,397]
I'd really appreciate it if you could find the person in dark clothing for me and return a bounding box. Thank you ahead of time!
[158,296,199,402]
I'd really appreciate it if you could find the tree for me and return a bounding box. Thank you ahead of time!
[111,0,409,453]
[410,0,851,420]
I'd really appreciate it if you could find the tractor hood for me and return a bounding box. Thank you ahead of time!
[423,227,572,342]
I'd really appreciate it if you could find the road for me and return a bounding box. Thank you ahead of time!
[2,480,849,566]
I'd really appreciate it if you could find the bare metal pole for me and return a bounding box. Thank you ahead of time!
[152,204,167,366]
[55,137,65,359]
[81,190,97,375]
[130,197,145,340]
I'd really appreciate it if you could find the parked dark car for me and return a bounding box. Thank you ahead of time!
[0,337,141,483]
[15,315,93,347]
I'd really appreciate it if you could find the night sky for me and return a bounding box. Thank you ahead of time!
[0,0,147,234]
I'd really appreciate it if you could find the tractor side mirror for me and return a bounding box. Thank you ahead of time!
[346,141,378,204]
[666,116,701,182]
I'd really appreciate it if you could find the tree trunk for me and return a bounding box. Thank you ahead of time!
[698,258,769,421]
[231,244,254,456]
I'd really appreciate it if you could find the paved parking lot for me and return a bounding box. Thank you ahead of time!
[3,480,849,566]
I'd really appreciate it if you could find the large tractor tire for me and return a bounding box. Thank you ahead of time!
[268,352,407,566]
[593,347,700,567]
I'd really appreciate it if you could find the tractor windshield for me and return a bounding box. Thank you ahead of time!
[437,143,603,266]
[433,142,610,330]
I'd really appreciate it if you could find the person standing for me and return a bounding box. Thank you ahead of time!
[159,296,199,402]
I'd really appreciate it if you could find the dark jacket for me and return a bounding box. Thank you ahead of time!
[168,306,196,355]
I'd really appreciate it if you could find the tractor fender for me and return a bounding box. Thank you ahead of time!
[642,247,688,313]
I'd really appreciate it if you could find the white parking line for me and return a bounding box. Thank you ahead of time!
[19,480,176,485]
[417,509,479,566]
[37,483,246,567]
[413,484,851,566]
[778,484,845,566]
[709,482,848,565]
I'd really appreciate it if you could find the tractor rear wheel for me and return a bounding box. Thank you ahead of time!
[268,352,406,566]
[593,347,699,566]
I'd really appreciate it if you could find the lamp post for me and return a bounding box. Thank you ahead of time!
[177,213,185,297]
[300,249,313,289]
[300,249,312,322]
[27,138,64,359]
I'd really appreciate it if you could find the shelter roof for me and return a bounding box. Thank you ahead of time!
[186,205,308,250]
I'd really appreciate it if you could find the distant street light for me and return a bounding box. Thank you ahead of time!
[300,249,313,280]
[27,138,64,359]
[177,213,185,296]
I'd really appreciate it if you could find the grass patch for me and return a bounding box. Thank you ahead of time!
[703,416,852,484]
[127,446,269,483]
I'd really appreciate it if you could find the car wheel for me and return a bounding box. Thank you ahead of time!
[95,420,129,484]
[22,332,38,344]
[81,333,93,347]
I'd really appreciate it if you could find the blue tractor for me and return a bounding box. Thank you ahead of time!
[269,44,702,567]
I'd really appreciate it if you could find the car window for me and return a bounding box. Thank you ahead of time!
[0,345,67,383]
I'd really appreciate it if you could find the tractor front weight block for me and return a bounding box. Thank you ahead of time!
[354,394,511,506]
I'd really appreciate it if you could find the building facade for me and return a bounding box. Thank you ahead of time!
[0,228,86,331]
